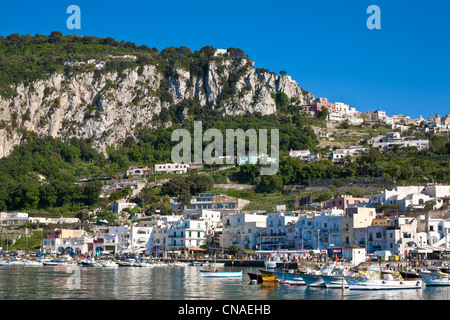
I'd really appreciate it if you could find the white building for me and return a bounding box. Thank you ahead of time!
[288,150,310,158]
[334,102,350,113]
[182,209,221,226]
[294,208,345,250]
[110,202,138,214]
[386,216,418,258]
[126,166,152,178]
[331,146,368,162]
[260,212,298,250]
[238,154,277,165]
[368,132,429,151]
[167,219,208,252]
[155,163,189,174]
[370,185,445,210]
[221,213,267,250]
[108,224,154,255]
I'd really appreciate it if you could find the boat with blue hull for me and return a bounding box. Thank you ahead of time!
[274,269,305,285]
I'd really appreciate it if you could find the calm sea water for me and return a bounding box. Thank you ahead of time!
[0,265,449,300]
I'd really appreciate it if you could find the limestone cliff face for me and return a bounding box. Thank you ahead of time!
[0,57,313,157]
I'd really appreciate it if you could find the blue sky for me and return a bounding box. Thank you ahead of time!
[1,0,449,119]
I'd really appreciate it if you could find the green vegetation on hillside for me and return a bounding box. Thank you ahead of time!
[0,32,449,216]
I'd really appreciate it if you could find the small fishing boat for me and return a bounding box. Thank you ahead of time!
[80,259,99,267]
[264,256,282,269]
[345,268,422,290]
[102,261,119,268]
[274,269,306,285]
[23,260,43,267]
[0,260,12,266]
[42,259,67,266]
[171,262,189,267]
[137,261,152,267]
[420,268,450,286]
[199,269,243,278]
[299,262,342,288]
[259,269,278,284]
[247,272,263,284]
[9,259,24,266]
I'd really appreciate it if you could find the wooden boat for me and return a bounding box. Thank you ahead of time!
[247,272,263,284]
[259,269,278,284]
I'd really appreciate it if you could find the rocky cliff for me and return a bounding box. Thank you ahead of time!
[0,55,314,158]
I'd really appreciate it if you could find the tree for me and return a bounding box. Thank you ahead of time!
[83,180,103,206]
[317,106,329,120]
[238,164,260,184]
[96,210,115,224]
[160,195,173,215]
[256,175,283,191]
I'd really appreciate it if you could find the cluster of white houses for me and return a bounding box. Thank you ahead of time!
[289,131,430,164]
[36,185,450,258]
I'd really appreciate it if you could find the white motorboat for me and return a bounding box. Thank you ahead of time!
[23,260,43,267]
[420,269,450,286]
[321,265,352,288]
[200,270,243,278]
[0,260,12,266]
[264,256,282,269]
[42,259,67,266]
[118,259,136,267]
[9,259,24,266]
[171,262,189,267]
[102,261,118,268]
[345,268,422,290]
[80,259,100,267]
[137,261,152,267]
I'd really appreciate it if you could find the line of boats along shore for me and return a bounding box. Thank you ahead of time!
[3,254,450,288]
[0,255,244,278]
[248,258,450,290]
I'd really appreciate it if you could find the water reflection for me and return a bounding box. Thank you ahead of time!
[0,266,449,300]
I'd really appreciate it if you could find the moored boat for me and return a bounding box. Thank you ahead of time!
[199,269,243,278]
[0,260,12,266]
[274,269,305,285]
[80,259,100,267]
[102,260,118,268]
[419,269,450,286]
[345,268,422,290]
[23,260,43,267]
[9,259,24,266]
[299,262,343,288]
[247,272,263,284]
[259,269,278,284]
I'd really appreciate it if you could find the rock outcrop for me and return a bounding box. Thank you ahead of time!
[0,56,314,157]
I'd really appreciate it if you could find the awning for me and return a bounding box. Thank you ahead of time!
[413,247,433,253]
[187,246,207,251]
